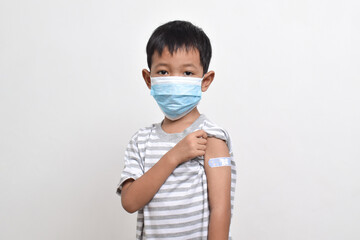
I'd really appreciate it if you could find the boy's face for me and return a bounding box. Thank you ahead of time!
[150,47,203,78]
[142,47,214,92]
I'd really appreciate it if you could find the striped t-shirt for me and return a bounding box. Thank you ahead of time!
[117,114,236,239]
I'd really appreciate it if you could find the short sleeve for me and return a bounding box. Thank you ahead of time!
[116,134,144,195]
[202,120,233,155]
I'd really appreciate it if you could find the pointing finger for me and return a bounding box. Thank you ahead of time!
[194,130,207,139]
[198,138,207,145]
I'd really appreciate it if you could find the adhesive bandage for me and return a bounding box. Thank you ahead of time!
[208,157,232,168]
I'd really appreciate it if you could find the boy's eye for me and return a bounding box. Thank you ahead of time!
[184,71,193,76]
[158,70,168,75]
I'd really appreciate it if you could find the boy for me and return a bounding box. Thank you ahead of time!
[117,20,236,239]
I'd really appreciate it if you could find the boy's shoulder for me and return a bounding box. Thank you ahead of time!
[128,124,156,142]
[201,115,230,138]
[201,115,233,153]
[128,115,231,138]
[127,115,233,152]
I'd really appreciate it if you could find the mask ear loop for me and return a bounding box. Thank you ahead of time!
[200,71,211,88]
[201,73,205,81]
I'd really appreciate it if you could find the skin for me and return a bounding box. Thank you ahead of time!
[120,47,231,239]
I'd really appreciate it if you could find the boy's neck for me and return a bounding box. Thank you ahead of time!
[161,108,201,134]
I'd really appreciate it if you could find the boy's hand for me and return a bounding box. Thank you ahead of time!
[120,129,208,213]
[167,129,208,165]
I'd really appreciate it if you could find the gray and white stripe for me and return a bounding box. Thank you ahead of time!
[117,114,236,240]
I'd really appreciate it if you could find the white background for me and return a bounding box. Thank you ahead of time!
[1,0,359,239]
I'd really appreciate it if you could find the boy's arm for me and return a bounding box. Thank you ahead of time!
[204,137,232,240]
[120,130,208,213]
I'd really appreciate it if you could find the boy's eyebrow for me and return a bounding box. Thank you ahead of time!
[153,63,198,69]
[153,63,169,68]
[182,63,197,68]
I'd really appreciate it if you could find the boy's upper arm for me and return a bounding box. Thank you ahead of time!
[204,137,231,211]
[117,135,144,195]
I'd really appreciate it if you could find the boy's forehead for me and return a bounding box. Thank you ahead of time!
[152,47,201,66]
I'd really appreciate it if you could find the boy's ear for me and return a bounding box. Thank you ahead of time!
[142,69,151,89]
[201,71,215,92]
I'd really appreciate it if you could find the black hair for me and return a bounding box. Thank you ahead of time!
[146,20,212,74]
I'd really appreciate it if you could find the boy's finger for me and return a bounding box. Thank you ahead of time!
[197,144,206,151]
[194,129,207,139]
[198,138,207,145]
[197,150,206,156]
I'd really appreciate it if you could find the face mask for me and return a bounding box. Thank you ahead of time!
[150,76,203,121]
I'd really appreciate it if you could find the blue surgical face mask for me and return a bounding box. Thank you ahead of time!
[150,76,203,121]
